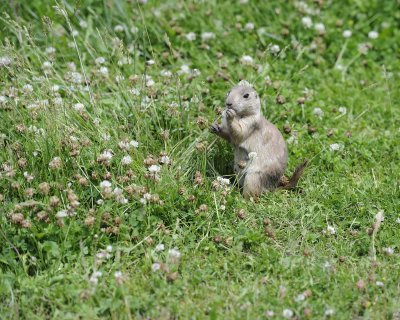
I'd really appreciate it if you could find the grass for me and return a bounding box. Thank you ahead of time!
[0,0,399,319]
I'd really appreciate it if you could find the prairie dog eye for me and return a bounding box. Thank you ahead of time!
[243,93,249,98]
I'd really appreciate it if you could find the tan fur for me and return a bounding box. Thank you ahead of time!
[210,81,306,199]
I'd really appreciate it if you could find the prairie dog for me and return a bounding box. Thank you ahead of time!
[210,80,307,199]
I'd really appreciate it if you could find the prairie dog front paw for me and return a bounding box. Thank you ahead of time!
[210,123,221,134]
[226,108,236,120]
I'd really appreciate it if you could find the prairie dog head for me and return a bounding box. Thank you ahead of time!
[225,81,261,117]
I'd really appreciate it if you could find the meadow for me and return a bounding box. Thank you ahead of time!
[0,0,399,319]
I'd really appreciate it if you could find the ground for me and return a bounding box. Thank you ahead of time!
[0,0,399,319]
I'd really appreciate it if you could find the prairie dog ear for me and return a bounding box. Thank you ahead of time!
[237,80,253,88]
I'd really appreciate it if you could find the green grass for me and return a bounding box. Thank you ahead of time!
[0,0,399,319]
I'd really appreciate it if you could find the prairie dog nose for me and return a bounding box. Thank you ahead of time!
[226,102,233,107]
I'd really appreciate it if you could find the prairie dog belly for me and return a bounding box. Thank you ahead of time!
[234,126,288,187]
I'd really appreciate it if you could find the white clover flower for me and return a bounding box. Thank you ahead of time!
[106,245,113,252]
[121,155,132,165]
[151,262,161,272]
[178,64,191,74]
[95,57,106,65]
[73,103,85,112]
[153,9,161,17]
[287,135,297,145]
[42,61,52,69]
[270,45,280,54]
[53,97,63,105]
[168,248,181,260]
[302,16,312,28]
[51,85,60,92]
[25,103,39,110]
[358,43,369,55]
[329,143,343,151]
[155,243,165,252]
[130,88,140,95]
[376,281,384,287]
[115,75,125,83]
[159,155,170,165]
[325,308,334,316]
[114,271,122,277]
[201,32,215,42]
[368,31,379,39]
[295,293,306,302]
[114,271,123,284]
[245,22,255,31]
[114,25,124,32]
[40,100,49,107]
[56,210,68,218]
[118,196,128,204]
[327,225,336,235]
[23,84,33,93]
[45,47,56,54]
[118,57,131,66]
[257,27,266,35]
[191,69,201,77]
[143,193,152,201]
[100,180,112,189]
[315,23,325,34]
[265,310,274,317]
[160,69,172,77]
[89,271,102,285]
[96,250,111,259]
[383,247,394,255]
[100,150,113,160]
[49,157,62,169]
[96,199,104,205]
[185,32,196,41]
[70,71,83,83]
[130,140,139,148]
[146,59,155,65]
[67,62,76,71]
[338,107,347,115]
[0,56,12,67]
[28,125,46,136]
[282,309,293,319]
[130,26,139,34]
[23,171,34,182]
[146,78,155,87]
[102,133,111,141]
[217,176,230,186]
[240,55,254,65]
[313,107,324,118]
[148,165,161,173]
[381,21,390,29]
[99,66,109,75]
[343,30,352,38]
[113,188,123,196]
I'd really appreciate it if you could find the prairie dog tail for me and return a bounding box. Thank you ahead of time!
[279,159,309,190]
